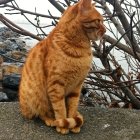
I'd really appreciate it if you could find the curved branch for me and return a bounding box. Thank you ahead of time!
[103,34,140,59]
[0,0,13,5]
[48,0,65,13]
[105,0,140,54]
[4,4,60,19]
[0,14,42,41]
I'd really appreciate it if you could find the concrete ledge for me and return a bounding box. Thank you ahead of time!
[0,102,140,140]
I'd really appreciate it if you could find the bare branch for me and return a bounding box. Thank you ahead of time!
[0,0,13,5]
[0,14,42,41]
[48,0,65,13]
[4,4,60,19]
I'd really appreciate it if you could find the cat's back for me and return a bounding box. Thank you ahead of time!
[26,39,48,64]
[20,39,49,94]
[19,38,50,118]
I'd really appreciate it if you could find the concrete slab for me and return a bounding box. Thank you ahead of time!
[0,102,140,140]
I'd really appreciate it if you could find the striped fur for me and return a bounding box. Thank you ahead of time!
[19,0,105,134]
[55,113,83,129]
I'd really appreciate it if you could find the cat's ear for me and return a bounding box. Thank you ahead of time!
[79,0,92,14]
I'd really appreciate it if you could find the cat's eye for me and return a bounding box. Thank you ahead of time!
[82,19,96,24]
[82,19,101,29]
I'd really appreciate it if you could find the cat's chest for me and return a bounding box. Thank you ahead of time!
[47,47,92,91]
[63,53,92,84]
[73,55,92,72]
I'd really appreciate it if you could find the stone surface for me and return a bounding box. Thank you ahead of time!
[2,74,21,101]
[0,92,8,101]
[0,102,140,140]
[0,27,32,101]
[0,27,19,42]
[0,63,22,101]
[0,28,28,62]
[2,74,21,90]
[0,27,26,97]
[2,63,22,76]
[2,88,18,101]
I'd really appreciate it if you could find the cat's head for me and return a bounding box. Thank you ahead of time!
[59,0,106,41]
[78,0,106,41]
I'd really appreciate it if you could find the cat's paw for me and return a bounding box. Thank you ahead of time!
[74,113,84,128]
[70,113,83,133]
[54,114,83,129]
[71,127,81,133]
[44,118,55,127]
[55,118,76,129]
[56,127,69,134]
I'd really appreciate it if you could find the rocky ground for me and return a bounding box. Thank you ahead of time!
[0,27,32,101]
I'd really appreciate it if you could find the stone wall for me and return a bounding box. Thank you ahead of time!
[0,102,140,140]
[0,27,29,101]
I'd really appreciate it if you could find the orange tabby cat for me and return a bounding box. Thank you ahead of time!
[19,0,106,134]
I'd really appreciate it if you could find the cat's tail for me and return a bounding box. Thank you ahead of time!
[55,113,83,129]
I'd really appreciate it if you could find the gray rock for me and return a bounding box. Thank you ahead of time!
[0,102,140,140]
[0,92,8,101]
[4,38,26,51]
[0,27,28,101]
[0,27,19,42]
[2,74,20,101]
[2,74,21,90]
[2,88,18,101]
[0,27,28,63]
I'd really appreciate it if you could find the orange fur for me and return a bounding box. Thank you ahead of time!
[19,0,106,134]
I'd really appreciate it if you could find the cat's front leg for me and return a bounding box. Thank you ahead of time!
[47,83,69,134]
[66,84,84,133]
